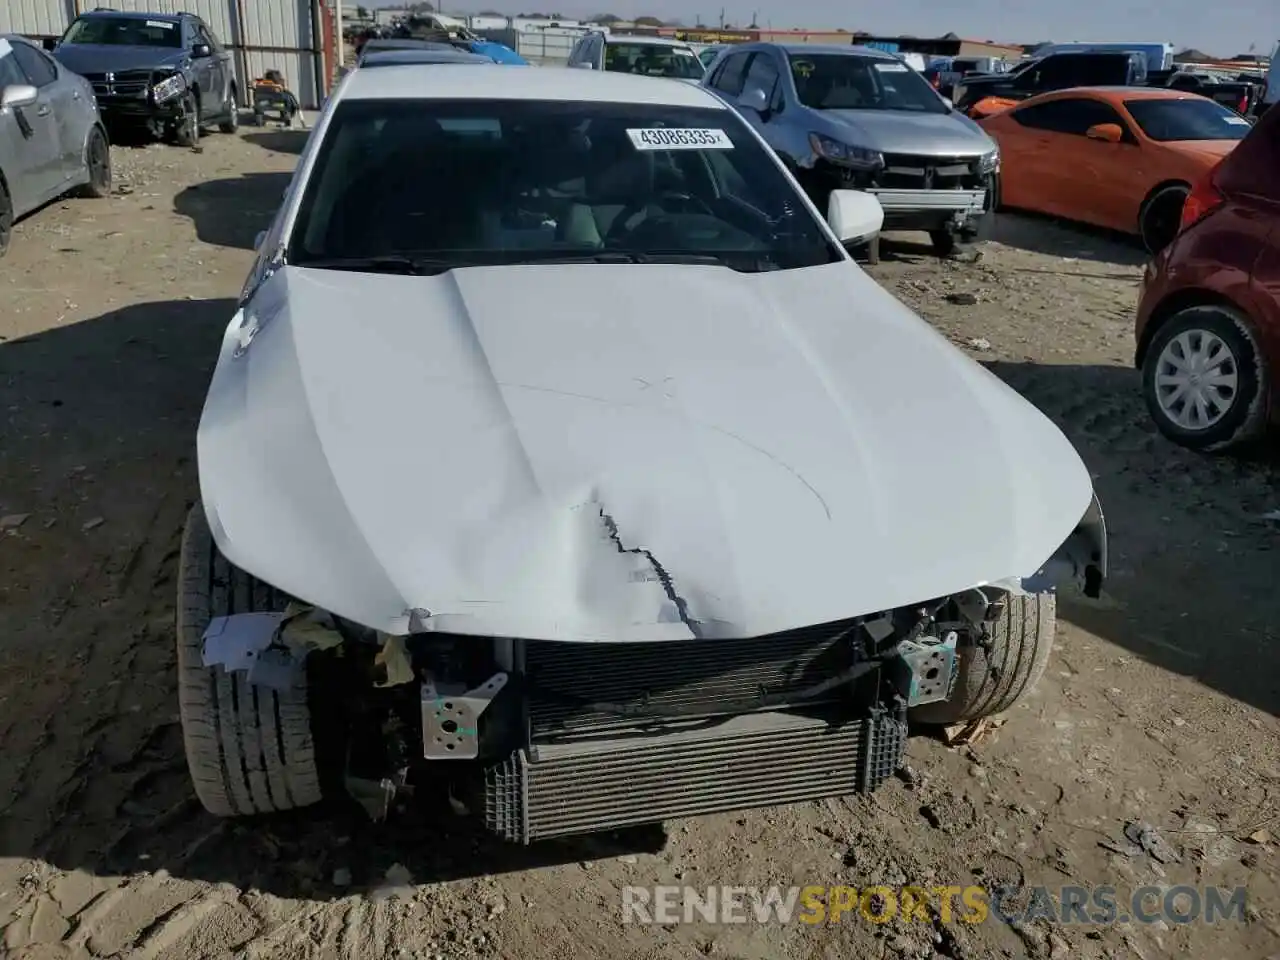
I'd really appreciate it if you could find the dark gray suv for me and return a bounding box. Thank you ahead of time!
[47,9,237,146]
[703,43,999,257]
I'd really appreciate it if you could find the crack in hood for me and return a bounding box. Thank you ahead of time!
[198,262,1094,640]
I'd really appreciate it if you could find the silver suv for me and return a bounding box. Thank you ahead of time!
[703,43,999,256]
[566,31,705,80]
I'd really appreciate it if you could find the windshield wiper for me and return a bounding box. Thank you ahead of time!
[294,256,475,276]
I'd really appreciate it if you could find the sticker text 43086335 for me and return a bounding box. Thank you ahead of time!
[627,128,734,151]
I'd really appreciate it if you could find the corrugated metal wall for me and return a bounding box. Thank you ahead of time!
[0,0,74,37]
[0,0,331,108]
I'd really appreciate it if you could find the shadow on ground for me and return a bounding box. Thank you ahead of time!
[173,172,291,249]
[991,211,1150,266]
[241,128,310,155]
[983,359,1280,718]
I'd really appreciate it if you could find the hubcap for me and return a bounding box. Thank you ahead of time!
[1154,329,1239,430]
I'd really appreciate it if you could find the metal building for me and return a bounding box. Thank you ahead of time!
[0,0,338,108]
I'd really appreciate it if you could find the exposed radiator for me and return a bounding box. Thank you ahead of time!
[484,708,906,843]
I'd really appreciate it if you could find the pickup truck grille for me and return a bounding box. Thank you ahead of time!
[81,70,152,98]
[874,153,986,191]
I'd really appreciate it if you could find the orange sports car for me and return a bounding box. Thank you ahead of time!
[979,87,1252,252]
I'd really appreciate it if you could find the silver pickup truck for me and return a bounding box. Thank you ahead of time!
[703,43,999,257]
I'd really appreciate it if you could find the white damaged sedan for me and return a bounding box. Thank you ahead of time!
[179,64,1106,841]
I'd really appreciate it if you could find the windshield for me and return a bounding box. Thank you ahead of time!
[62,15,183,48]
[286,98,841,274]
[787,53,947,113]
[1124,98,1251,142]
[604,43,705,79]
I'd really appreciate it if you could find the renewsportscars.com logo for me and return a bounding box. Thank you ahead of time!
[621,885,1249,926]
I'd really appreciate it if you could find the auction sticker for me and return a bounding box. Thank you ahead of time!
[146,19,175,28]
[627,127,733,150]
[873,62,909,72]
[1223,115,1250,125]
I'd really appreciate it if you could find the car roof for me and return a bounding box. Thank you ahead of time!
[604,34,694,48]
[338,62,725,106]
[767,42,897,59]
[1029,86,1217,104]
[360,49,494,66]
[362,38,456,51]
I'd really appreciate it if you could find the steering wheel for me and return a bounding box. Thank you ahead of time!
[604,191,716,244]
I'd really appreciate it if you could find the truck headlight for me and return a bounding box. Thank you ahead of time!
[151,72,186,104]
[808,133,884,170]
[978,147,1000,173]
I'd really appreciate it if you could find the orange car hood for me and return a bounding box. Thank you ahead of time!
[1164,139,1240,164]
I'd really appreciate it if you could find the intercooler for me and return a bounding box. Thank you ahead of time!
[483,622,908,843]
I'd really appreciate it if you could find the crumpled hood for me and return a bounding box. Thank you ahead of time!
[821,108,994,156]
[52,44,185,75]
[198,262,1093,640]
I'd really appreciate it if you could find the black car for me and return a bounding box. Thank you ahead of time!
[952,52,1145,113]
[45,9,237,146]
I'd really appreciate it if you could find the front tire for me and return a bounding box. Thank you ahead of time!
[171,93,200,147]
[1139,184,1189,254]
[176,503,323,817]
[910,592,1056,725]
[1141,304,1267,452]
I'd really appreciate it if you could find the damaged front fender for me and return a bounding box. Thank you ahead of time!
[1021,493,1108,598]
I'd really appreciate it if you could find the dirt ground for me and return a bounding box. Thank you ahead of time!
[1,128,1278,960]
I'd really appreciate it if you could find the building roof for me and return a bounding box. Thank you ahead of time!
[339,62,724,106]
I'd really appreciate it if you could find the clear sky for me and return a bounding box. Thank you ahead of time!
[487,1,1280,59]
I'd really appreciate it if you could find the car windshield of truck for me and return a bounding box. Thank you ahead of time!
[788,53,947,113]
[286,98,842,274]
[62,16,183,48]
[1124,98,1251,142]
[605,43,705,79]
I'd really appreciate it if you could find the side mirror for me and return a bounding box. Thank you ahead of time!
[41,37,58,52]
[1,84,39,110]
[737,86,769,113]
[1085,122,1123,143]
[572,60,594,69]
[191,43,212,58]
[827,189,884,245]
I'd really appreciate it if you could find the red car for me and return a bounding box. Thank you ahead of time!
[1135,100,1280,452]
